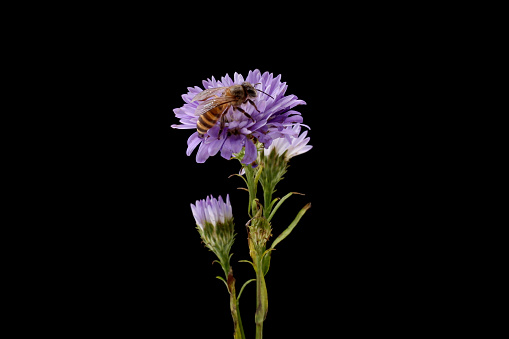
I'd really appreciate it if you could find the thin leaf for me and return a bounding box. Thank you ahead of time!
[268,192,304,222]
[238,279,256,300]
[228,173,248,186]
[239,259,254,268]
[269,197,280,212]
[270,203,311,250]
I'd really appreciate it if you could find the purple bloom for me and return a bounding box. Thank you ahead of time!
[191,194,233,230]
[172,69,306,164]
[191,195,235,263]
[263,124,312,161]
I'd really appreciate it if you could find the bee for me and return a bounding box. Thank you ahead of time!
[192,81,273,138]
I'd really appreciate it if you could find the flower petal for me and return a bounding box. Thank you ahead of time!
[230,134,243,154]
[220,136,234,159]
[242,139,257,164]
[196,141,210,163]
[207,137,225,156]
[186,132,202,156]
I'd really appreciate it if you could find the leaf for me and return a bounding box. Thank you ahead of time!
[238,279,256,300]
[255,261,269,325]
[262,250,272,276]
[270,203,311,250]
[268,197,280,213]
[268,192,305,222]
[228,173,248,186]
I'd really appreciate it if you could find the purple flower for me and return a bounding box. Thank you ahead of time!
[191,194,233,231]
[263,124,312,162]
[172,70,306,164]
[191,195,235,265]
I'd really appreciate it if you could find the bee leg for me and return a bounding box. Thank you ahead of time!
[246,99,260,113]
[236,106,255,122]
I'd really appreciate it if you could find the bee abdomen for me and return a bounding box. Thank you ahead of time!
[197,105,225,136]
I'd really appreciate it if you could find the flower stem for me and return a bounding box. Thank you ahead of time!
[227,267,245,339]
[256,322,263,339]
[236,298,245,339]
[243,165,258,217]
[254,255,268,339]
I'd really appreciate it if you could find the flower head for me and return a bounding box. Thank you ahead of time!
[191,195,235,271]
[191,194,233,231]
[263,124,312,162]
[172,70,306,164]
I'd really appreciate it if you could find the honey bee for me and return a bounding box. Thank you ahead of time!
[192,82,273,138]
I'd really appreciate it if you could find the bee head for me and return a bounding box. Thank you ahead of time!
[242,82,257,98]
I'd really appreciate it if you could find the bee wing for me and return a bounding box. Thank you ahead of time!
[194,96,236,116]
[191,87,228,102]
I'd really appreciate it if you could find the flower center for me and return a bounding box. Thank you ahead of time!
[229,127,241,136]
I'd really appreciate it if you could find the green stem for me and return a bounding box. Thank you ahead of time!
[254,255,268,339]
[244,165,258,217]
[236,298,245,339]
[226,268,245,339]
[230,291,244,339]
[256,323,263,339]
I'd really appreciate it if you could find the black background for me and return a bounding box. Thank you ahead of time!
[40,15,447,338]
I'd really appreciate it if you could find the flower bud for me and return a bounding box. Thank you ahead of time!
[191,195,235,271]
[247,209,272,258]
[262,125,312,163]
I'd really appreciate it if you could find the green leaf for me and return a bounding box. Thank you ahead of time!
[267,192,305,222]
[270,203,311,250]
[255,258,269,326]
[269,197,280,212]
[239,259,255,268]
[267,192,293,221]
[261,249,272,276]
[238,279,256,300]
[228,173,249,186]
